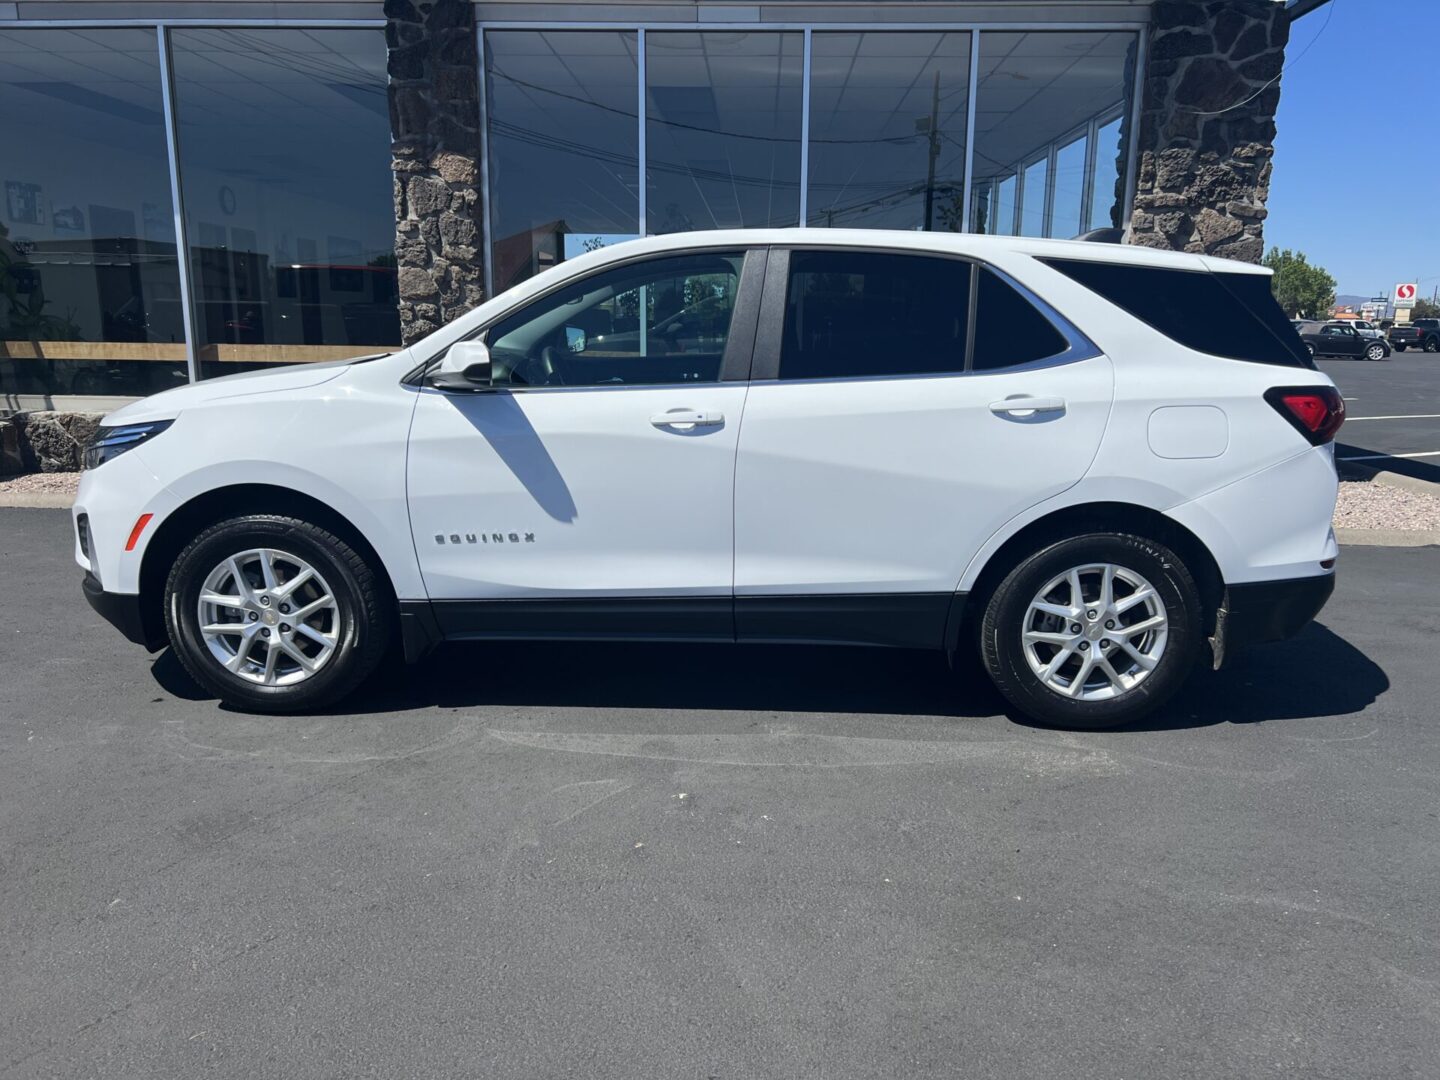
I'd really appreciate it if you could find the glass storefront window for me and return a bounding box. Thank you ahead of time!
[644,32,803,233]
[1051,133,1088,241]
[1090,113,1126,231]
[972,31,1135,238]
[169,28,398,378]
[485,31,639,293]
[0,28,187,398]
[807,32,971,231]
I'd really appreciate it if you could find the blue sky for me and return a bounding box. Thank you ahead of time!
[1266,0,1439,298]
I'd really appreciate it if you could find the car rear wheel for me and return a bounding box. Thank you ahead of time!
[164,514,391,713]
[1365,342,1387,361]
[1304,342,1316,359]
[979,532,1203,729]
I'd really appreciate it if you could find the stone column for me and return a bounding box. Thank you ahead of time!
[386,0,484,345]
[1125,0,1290,263]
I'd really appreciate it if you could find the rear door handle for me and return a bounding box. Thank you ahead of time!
[989,396,1066,417]
[651,409,724,429]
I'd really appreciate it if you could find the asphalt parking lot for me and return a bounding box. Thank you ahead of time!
[1318,351,1440,483]
[2,507,1439,1079]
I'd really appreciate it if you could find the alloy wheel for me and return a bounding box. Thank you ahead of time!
[196,548,339,685]
[1020,562,1168,701]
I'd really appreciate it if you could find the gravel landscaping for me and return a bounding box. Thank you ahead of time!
[1334,479,1440,532]
[0,472,81,496]
[4,472,1439,532]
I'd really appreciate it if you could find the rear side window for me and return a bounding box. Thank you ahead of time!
[1044,258,1310,368]
[780,251,971,380]
[972,269,1069,370]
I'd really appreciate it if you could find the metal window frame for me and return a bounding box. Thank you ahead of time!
[4,15,1147,385]
[4,17,387,384]
[477,20,1145,285]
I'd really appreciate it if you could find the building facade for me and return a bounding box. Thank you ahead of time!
[0,0,1296,406]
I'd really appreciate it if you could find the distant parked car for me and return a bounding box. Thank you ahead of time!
[1348,320,1383,340]
[1298,321,1390,361]
[1389,318,1440,353]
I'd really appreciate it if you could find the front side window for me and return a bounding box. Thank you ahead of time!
[485,252,744,388]
[779,251,972,380]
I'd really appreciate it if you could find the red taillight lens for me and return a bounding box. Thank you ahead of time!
[1264,386,1345,445]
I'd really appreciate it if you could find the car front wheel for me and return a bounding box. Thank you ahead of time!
[979,532,1203,729]
[1366,342,1387,361]
[164,514,391,713]
[1426,339,1438,353]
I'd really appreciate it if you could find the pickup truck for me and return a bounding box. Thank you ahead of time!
[1389,318,1440,352]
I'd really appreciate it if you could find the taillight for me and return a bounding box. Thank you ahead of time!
[1264,385,1346,445]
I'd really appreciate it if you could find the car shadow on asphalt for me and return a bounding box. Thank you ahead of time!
[149,620,1388,730]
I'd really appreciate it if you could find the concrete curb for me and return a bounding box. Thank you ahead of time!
[0,492,74,509]
[1335,527,1440,548]
[1339,459,1440,499]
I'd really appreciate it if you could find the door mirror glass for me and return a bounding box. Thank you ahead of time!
[565,326,587,353]
[429,340,493,391]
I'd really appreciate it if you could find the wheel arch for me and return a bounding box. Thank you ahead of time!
[136,484,399,650]
[957,501,1224,652]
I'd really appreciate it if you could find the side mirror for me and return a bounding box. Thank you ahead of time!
[428,341,492,391]
[565,326,587,353]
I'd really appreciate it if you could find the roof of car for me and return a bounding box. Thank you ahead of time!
[569,229,1271,277]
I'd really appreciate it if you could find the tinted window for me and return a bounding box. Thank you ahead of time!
[486,252,743,388]
[972,269,1069,370]
[779,251,971,380]
[1044,258,1310,368]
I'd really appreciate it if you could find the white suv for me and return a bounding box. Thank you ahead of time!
[75,231,1343,729]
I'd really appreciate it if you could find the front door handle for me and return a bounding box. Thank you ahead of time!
[651,409,724,429]
[989,396,1066,417]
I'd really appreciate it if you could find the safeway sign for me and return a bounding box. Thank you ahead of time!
[1395,282,1418,309]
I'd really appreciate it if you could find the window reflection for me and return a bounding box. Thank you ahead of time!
[807,32,971,230]
[486,31,639,292]
[971,32,1135,239]
[0,28,187,397]
[170,28,398,377]
[645,32,803,232]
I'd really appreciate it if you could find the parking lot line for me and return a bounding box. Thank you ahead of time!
[1337,449,1440,462]
[1345,413,1440,421]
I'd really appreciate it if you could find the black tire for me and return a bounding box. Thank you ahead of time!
[1394,344,1408,352]
[979,532,1204,730]
[164,514,391,713]
[1365,342,1387,362]
[1304,342,1316,359]
[1426,338,1438,353]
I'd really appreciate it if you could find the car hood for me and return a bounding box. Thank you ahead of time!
[101,354,391,425]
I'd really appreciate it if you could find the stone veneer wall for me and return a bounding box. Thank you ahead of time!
[1126,0,1290,263]
[387,0,485,345]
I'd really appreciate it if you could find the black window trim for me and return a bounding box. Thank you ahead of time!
[748,243,1100,384]
[407,244,767,391]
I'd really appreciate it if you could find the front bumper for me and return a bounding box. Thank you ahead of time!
[1211,572,1335,668]
[83,572,164,651]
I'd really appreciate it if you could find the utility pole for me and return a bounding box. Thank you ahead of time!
[921,71,940,231]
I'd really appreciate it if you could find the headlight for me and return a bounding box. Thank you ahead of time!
[84,420,174,470]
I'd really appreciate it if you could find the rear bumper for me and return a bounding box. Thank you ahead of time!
[83,572,163,651]
[1212,572,1335,667]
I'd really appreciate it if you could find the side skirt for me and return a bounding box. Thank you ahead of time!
[397,593,967,658]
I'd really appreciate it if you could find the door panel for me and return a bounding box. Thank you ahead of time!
[733,247,1114,607]
[406,247,763,602]
[408,384,747,599]
[733,360,1113,596]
